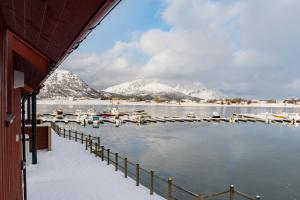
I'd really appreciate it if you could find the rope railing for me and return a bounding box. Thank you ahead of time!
[50,122,261,200]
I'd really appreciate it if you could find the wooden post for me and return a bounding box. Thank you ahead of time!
[85,138,88,150]
[136,164,140,186]
[63,128,66,138]
[101,146,104,161]
[229,185,234,200]
[115,153,118,171]
[88,134,91,142]
[90,140,92,153]
[69,129,71,140]
[97,136,100,148]
[48,126,52,151]
[75,131,77,142]
[150,170,154,195]
[58,127,61,136]
[107,149,110,165]
[168,178,173,200]
[125,158,128,178]
[95,143,98,157]
[81,133,83,144]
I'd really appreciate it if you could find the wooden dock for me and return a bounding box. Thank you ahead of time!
[39,112,300,127]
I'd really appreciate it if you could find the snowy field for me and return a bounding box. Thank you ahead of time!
[27,132,165,200]
[37,99,300,108]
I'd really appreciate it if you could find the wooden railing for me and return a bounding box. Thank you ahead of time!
[50,122,261,200]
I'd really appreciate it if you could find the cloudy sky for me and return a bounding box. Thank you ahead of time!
[62,0,300,99]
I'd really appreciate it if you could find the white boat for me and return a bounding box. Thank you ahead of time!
[80,114,88,126]
[87,108,97,116]
[212,112,220,118]
[111,107,119,116]
[187,112,196,118]
[75,109,82,116]
[115,118,122,127]
[54,109,63,119]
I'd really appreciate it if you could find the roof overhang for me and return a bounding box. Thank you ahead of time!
[0,0,120,89]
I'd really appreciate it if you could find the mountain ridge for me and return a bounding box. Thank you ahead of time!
[104,79,218,100]
[39,69,219,100]
[38,69,107,99]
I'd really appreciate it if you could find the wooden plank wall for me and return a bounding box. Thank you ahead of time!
[0,12,23,200]
[26,126,51,151]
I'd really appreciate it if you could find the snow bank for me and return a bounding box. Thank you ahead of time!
[27,132,165,200]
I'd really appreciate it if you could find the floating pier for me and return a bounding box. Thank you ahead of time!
[39,111,300,127]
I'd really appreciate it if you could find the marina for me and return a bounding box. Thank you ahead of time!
[38,108,300,127]
[35,104,300,200]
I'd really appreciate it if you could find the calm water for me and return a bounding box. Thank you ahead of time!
[38,104,300,200]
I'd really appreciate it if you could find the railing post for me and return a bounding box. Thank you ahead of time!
[150,170,154,195]
[115,153,118,171]
[63,128,66,138]
[124,158,128,178]
[69,129,71,140]
[255,195,261,200]
[88,134,91,142]
[101,146,104,161]
[198,194,205,200]
[90,140,92,153]
[85,138,88,150]
[81,133,83,144]
[58,127,61,136]
[107,149,110,165]
[95,143,98,157]
[75,131,77,142]
[136,164,140,186]
[168,178,173,200]
[97,136,100,148]
[229,185,234,200]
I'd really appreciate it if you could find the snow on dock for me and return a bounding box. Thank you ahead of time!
[27,132,165,200]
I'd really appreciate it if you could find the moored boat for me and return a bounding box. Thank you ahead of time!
[187,112,196,118]
[87,108,97,116]
[212,112,220,119]
[54,109,63,119]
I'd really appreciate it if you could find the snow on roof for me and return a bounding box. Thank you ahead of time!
[27,132,165,200]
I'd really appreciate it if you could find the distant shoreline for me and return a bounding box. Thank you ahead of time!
[37,99,300,108]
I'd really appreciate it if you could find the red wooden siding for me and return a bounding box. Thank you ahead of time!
[26,126,51,151]
[0,13,23,200]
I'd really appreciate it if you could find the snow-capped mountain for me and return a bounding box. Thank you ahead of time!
[104,79,218,100]
[174,82,219,99]
[38,69,105,99]
[104,79,176,95]
[39,69,218,100]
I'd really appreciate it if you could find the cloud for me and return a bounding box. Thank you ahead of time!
[62,0,300,98]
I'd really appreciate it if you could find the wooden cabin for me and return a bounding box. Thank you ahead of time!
[0,0,120,199]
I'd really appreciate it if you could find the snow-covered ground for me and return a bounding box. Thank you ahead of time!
[27,132,165,200]
[37,99,300,108]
